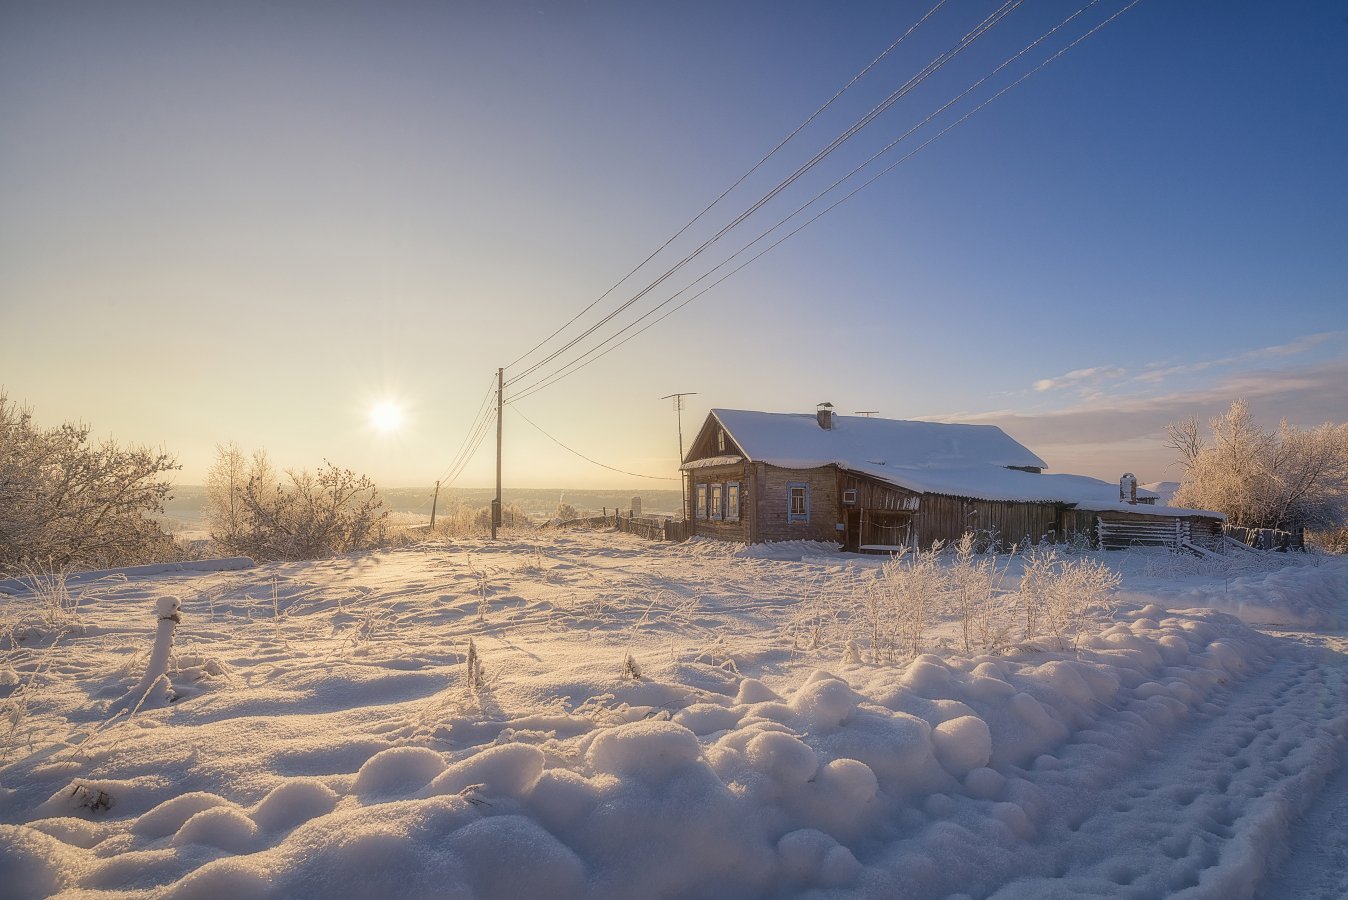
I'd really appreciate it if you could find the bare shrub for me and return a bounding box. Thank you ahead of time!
[206,446,389,561]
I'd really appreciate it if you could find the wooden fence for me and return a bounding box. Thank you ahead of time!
[1223,524,1305,551]
[553,513,689,543]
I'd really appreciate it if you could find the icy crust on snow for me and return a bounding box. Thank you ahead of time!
[0,558,256,596]
[1,606,1289,899]
[1121,556,1348,628]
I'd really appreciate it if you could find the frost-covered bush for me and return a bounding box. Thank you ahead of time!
[1016,548,1121,650]
[946,533,1006,653]
[206,445,389,561]
[0,390,181,574]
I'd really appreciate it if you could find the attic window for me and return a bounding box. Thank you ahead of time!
[717,429,726,453]
[842,489,858,506]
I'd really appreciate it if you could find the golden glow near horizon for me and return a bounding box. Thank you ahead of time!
[369,400,404,434]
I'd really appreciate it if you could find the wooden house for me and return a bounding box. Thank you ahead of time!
[681,406,1224,552]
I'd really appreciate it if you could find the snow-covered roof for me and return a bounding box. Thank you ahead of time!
[701,409,1219,518]
[710,409,1047,470]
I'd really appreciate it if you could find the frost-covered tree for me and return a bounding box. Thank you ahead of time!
[0,391,180,573]
[1166,399,1348,530]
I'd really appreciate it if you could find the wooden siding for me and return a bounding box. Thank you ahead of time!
[684,416,746,464]
[754,465,840,543]
[688,462,752,543]
[915,495,1061,550]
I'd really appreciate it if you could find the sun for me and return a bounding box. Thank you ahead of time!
[369,400,404,434]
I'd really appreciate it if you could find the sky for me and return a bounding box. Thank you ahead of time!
[2,0,1345,491]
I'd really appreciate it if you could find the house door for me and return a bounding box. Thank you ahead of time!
[844,509,861,551]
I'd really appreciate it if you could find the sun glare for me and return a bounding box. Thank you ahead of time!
[369,400,404,433]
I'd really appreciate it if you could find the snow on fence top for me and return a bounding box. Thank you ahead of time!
[702,409,1209,517]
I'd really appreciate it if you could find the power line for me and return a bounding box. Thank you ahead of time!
[419,375,498,506]
[507,0,1143,404]
[503,0,1026,391]
[511,405,678,481]
[507,0,1104,403]
[442,405,497,489]
[503,0,952,375]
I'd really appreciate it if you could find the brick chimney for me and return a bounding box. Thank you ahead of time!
[816,402,834,430]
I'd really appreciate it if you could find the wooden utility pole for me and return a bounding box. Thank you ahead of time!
[430,480,440,529]
[661,392,697,522]
[493,367,503,539]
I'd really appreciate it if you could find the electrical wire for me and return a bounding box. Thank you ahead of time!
[503,0,952,374]
[507,0,1144,404]
[441,405,497,489]
[511,406,678,481]
[504,0,1026,390]
[506,0,1104,402]
[419,375,498,505]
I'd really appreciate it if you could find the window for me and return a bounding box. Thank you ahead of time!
[717,429,726,453]
[787,482,809,523]
[726,482,741,521]
[710,483,724,520]
[842,488,858,506]
[694,484,708,519]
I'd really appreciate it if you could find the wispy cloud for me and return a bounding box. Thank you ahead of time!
[948,360,1348,481]
[1032,365,1127,393]
[1030,330,1348,395]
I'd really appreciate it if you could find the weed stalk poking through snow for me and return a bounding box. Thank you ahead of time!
[465,638,484,693]
[622,652,642,680]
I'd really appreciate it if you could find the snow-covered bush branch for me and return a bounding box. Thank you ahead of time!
[0,390,180,574]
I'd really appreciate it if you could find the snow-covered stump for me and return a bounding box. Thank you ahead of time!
[117,596,181,713]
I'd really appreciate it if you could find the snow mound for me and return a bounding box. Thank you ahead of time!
[1136,557,1348,627]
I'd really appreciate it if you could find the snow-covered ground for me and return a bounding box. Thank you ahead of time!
[1,532,1345,899]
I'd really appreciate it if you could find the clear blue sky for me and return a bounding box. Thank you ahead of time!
[2,1,1345,488]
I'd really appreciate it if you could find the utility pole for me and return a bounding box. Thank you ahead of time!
[430,480,440,529]
[661,392,697,521]
[493,367,503,539]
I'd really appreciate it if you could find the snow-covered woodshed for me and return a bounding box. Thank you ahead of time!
[680,407,1224,552]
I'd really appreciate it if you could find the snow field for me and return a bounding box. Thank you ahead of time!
[0,533,1344,898]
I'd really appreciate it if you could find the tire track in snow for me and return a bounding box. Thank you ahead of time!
[1256,630,1348,900]
[988,646,1348,899]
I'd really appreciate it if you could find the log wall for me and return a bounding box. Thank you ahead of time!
[754,465,840,543]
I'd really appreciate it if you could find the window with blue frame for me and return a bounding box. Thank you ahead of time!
[710,483,724,520]
[787,482,809,523]
[695,484,708,519]
[726,482,741,521]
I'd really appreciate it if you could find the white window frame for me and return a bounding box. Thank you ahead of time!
[709,483,724,520]
[787,482,809,523]
[726,482,741,521]
[694,483,708,519]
